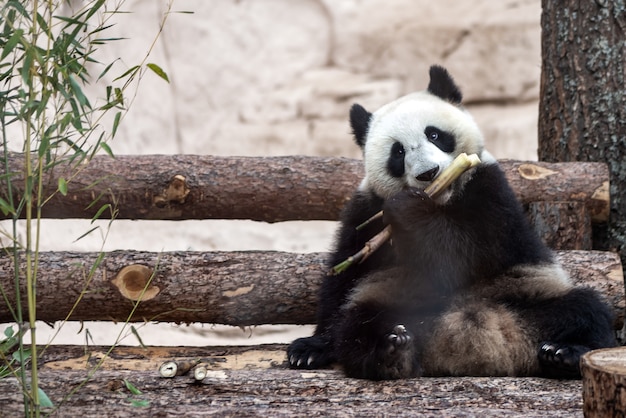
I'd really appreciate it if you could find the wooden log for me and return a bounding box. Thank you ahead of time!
[0,250,622,327]
[505,160,609,223]
[581,346,626,418]
[0,344,588,417]
[3,153,610,223]
[527,201,592,250]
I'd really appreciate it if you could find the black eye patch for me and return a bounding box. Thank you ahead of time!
[387,141,405,178]
[424,126,455,153]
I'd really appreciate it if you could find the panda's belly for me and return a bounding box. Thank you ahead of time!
[420,299,540,376]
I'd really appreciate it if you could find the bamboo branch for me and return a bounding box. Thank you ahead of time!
[331,153,481,275]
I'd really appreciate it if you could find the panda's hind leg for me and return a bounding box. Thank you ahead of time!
[333,302,421,380]
[533,287,617,379]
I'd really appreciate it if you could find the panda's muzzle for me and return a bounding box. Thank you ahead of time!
[416,166,439,182]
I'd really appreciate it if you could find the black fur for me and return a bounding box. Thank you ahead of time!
[349,104,372,148]
[387,142,406,178]
[425,126,455,153]
[427,65,462,104]
[287,65,616,380]
[288,164,616,379]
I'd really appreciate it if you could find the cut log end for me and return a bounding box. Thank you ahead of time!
[111,264,160,301]
[193,365,208,381]
[159,360,199,378]
[581,346,626,418]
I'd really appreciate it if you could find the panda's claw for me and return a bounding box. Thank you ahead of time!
[538,341,588,378]
[387,324,411,353]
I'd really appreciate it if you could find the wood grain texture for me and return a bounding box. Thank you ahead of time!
[3,153,609,223]
[0,250,622,328]
[582,346,626,418]
[0,345,587,417]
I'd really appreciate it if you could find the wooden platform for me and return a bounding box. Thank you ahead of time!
[0,345,586,417]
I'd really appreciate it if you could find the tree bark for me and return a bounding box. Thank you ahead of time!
[581,346,626,418]
[527,201,592,250]
[538,0,626,256]
[0,345,590,417]
[0,250,622,327]
[2,153,610,223]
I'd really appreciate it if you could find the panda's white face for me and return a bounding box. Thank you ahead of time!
[360,91,494,203]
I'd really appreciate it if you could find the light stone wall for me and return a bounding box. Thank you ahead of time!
[94,0,541,160]
[5,0,543,345]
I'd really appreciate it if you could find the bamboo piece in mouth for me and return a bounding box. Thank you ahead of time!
[332,153,481,275]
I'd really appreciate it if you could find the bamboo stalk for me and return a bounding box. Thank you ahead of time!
[159,360,199,378]
[331,153,481,275]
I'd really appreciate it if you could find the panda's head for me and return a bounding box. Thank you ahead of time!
[351,65,496,203]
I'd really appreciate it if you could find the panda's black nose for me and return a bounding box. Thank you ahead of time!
[416,166,439,182]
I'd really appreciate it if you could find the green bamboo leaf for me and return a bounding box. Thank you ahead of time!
[20,46,33,83]
[146,63,169,83]
[58,177,68,196]
[113,65,140,82]
[130,399,150,408]
[111,111,121,138]
[114,87,124,106]
[35,12,51,37]
[3,326,14,339]
[72,226,99,243]
[0,196,14,216]
[100,141,115,158]
[97,60,117,82]
[91,203,111,223]
[1,28,23,60]
[123,379,142,396]
[12,347,31,364]
[92,37,126,44]
[4,1,29,20]
[130,326,146,348]
[68,75,90,108]
[85,0,106,21]
[38,132,50,157]
[89,23,116,36]
[38,387,54,408]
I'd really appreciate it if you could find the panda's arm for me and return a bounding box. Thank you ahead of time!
[382,164,552,290]
[315,191,394,333]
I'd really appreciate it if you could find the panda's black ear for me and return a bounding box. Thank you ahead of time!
[427,65,463,104]
[350,103,372,148]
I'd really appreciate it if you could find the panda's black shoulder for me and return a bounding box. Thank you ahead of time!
[456,163,554,267]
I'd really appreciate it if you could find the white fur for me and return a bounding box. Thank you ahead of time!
[359,91,493,202]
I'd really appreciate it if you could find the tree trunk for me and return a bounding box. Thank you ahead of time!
[2,153,609,223]
[538,0,626,257]
[0,250,622,327]
[581,346,626,418]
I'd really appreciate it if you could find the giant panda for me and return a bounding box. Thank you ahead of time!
[287,65,617,380]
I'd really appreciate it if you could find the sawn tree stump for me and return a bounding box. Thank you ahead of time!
[581,346,626,417]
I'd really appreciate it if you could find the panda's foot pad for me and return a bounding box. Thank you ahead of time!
[387,324,411,353]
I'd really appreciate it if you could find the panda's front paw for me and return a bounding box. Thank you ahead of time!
[538,342,587,379]
[383,188,436,230]
[287,336,332,370]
